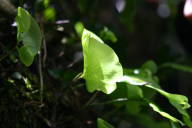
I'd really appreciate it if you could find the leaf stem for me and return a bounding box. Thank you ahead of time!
[83,91,99,108]
[90,98,129,106]
[38,51,44,104]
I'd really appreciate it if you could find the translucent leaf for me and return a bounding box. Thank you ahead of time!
[81,29,123,94]
[122,68,191,118]
[119,67,192,127]
[23,77,33,90]
[18,46,34,66]
[146,84,192,127]
[121,70,191,122]
[16,7,42,66]
[117,75,148,86]
[122,68,160,88]
[43,7,56,21]
[21,17,42,54]
[16,7,31,34]
[97,118,114,128]
[123,68,158,99]
[146,84,190,112]
[75,22,84,37]
[149,102,184,126]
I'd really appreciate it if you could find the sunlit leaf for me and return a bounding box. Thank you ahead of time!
[43,7,56,21]
[119,65,192,127]
[149,102,184,125]
[81,29,123,94]
[146,84,192,127]
[23,77,33,90]
[75,22,84,37]
[97,118,114,128]
[117,75,148,86]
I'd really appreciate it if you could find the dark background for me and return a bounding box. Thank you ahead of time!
[0,0,192,127]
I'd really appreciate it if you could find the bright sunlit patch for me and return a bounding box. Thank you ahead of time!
[115,0,126,13]
[184,0,192,19]
[134,69,140,74]
[11,21,17,27]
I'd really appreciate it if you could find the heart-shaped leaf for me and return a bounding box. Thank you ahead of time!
[16,7,42,66]
[81,29,123,94]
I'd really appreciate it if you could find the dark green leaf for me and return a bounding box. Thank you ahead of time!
[127,85,143,99]
[18,46,34,66]
[16,7,42,66]
[126,101,142,115]
[141,60,158,74]
[99,27,117,43]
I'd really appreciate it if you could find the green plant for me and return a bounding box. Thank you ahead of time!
[81,29,192,128]
[2,5,192,128]
[16,7,42,66]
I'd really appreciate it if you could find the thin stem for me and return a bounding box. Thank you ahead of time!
[37,13,46,105]
[90,98,129,106]
[38,51,44,104]
[83,92,99,108]
[42,35,47,67]
[39,17,47,68]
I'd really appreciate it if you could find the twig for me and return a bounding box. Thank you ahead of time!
[36,113,53,127]
[83,92,99,108]
[37,14,47,67]
[89,98,129,106]
[42,35,47,67]
[39,17,47,67]
[37,13,46,104]
[38,51,44,104]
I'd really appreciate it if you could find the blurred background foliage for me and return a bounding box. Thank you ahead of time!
[0,0,192,127]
